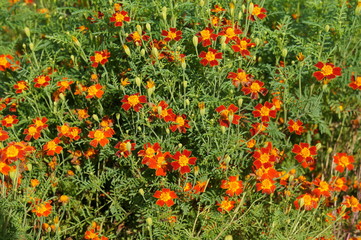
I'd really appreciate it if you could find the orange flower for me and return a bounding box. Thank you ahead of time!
[88,128,114,147]
[23,125,42,141]
[13,81,28,93]
[294,193,319,210]
[121,93,147,112]
[57,123,71,138]
[30,179,40,187]
[126,31,150,45]
[1,141,35,164]
[32,117,48,130]
[342,195,361,212]
[287,119,304,135]
[0,162,11,175]
[241,80,268,99]
[86,84,104,99]
[33,75,51,88]
[333,153,354,173]
[252,102,277,122]
[349,75,361,90]
[90,50,110,68]
[196,27,218,47]
[199,48,222,67]
[215,104,242,127]
[148,152,171,176]
[313,62,342,81]
[43,138,63,156]
[331,177,348,192]
[0,54,19,71]
[227,68,253,88]
[250,122,269,136]
[211,4,226,13]
[74,109,90,120]
[153,188,178,207]
[169,114,191,133]
[221,176,243,196]
[110,11,130,27]
[256,174,276,194]
[161,28,182,42]
[0,127,9,141]
[249,4,267,21]
[312,179,332,197]
[1,115,19,127]
[67,127,82,141]
[218,26,242,44]
[32,200,52,217]
[292,143,317,169]
[217,196,235,213]
[252,143,278,169]
[231,37,256,57]
[138,142,162,165]
[59,195,70,204]
[57,80,74,92]
[114,140,135,158]
[149,101,175,122]
[171,149,197,174]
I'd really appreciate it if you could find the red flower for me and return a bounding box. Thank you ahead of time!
[161,28,182,42]
[88,128,114,147]
[241,80,268,99]
[169,114,191,133]
[199,48,222,67]
[121,93,147,112]
[32,117,48,130]
[90,50,110,68]
[110,11,130,27]
[215,104,242,127]
[196,28,218,47]
[250,122,269,136]
[313,62,342,81]
[349,75,361,90]
[126,31,150,45]
[86,84,104,99]
[0,127,9,141]
[1,115,19,128]
[171,149,197,174]
[312,178,332,197]
[333,153,354,173]
[211,5,226,13]
[57,80,74,93]
[0,54,19,71]
[148,152,171,176]
[227,68,253,88]
[13,81,29,94]
[218,26,242,44]
[149,101,175,122]
[294,194,319,211]
[292,143,317,169]
[43,138,63,156]
[256,174,277,194]
[249,4,267,21]
[33,75,50,88]
[252,102,277,122]
[252,143,278,169]
[154,188,178,207]
[138,142,162,165]
[23,125,42,141]
[217,196,235,213]
[114,140,136,158]
[221,176,243,196]
[231,37,256,57]
[342,196,361,212]
[287,119,304,135]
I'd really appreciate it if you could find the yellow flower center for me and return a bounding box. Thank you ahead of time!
[356,77,361,86]
[94,130,104,140]
[175,116,185,126]
[321,65,333,76]
[115,13,125,22]
[236,72,248,83]
[349,196,359,207]
[260,106,270,116]
[28,126,37,134]
[339,156,349,166]
[168,31,177,39]
[259,153,270,163]
[178,155,189,166]
[18,82,27,89]
[250,82,261,92]
[6,145,19,158]
[220,200,232,210]
[160,192,171,202]
[35,204,48,214]
[94,53,104,63]
[261,179,273,189]
[5,117,14,124]
[156,156,166,167]
[205,51,216,61]
[319,181,329,191]
[303,194,312,206]
[239,40,248,50]
[292,123,300,131]
[132,32,141,41]
[225,28,235,37]
[228,181,239,191]
[252,6,261,16]
[145,148,155,157]
[128,95,140,106]
[200,30,211,39]
[220,110,230,120]
[300,148,311,158]
[37,76,47,84]
[87,86,98,96]
[46,141,58,151]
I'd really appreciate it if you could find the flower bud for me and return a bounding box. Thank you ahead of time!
[161,7,167,21]
[136,25,142,35]
[229,3,235,17]
[92,114,99,122]
[126,141,132,152]
[135,77,141,87]
[228,112,234,124]
[221,126,226,134]
[146,23,151,32]
[198,102,206,116]
[29,43,35,51]
[157,106,163,116]
[166,128,170,134]
[185,98,190,106]
[325,25,330,32]
[72,36,81,47]
[151,47,159,59]
[183,81,188,88]
[24,27,30,38]
[282,48,288,57]
[316,143,322,150]
[59,93,65,101]
[225,235,233,240]
[238,11,243,20]
[26,163,32,171]
[181,61,186,70]
[146,217,153,226]
[199,0,205,7]
[249,3,254,15]
[116,113,120,120]
[192,35,198,47]
[123,44,131,57]
[139,188,145,197]
[140,49,146,56]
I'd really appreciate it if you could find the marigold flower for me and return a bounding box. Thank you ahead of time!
[43,138,63,156]
[57,80,74,93]
[90,50,110,68]
[148,152,171,176]
[121,93,147,112]
[249,4,267,21]
[218,26,242,44]
[59,195,70,204]
[32,117,48,130]
[252,102,277,122]
[138,142,162,165]
[0,54,18,71]
[215,104,242,127]
[313,62,342,81]
[342,195,361,212]
[287,119,304,135]
[153,188,178,207]
[149,101,175,122]
[221,176,243,196]
[333,153,354,173]
[1,115,19,127]
[0,127,9,141]
[32,200,52,217]
[217,196,235,213]
[33,75,50,88]
[88,128,114,147]
[114,140,135,158]
[13,81,28,94]
[292,143,317,169]
[231,37,256,57]
[126,31,150,45]
[241,80,267,99]
[161,28,182,42]
[196,28,218,47]
[23,125,42,141]
[1,141,35,164]
[74,109,90,120]
[312,179,332,197]
[253,143,278,169]
[227,68,253,88]
[0,162,11,175]
[199,48,222,67]
[171,149,197,174]
[67,127,82,141]
[211,4,226,13]
[250,122,269,136]
[110,10,130,27]
[294,193,319,210]
[349,75,361,90]
[169,114,191,133]
[256,174,276,194]
[331,177,348,192]
[86,84,104,99]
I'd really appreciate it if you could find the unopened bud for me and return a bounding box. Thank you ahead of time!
[225,235,233,240]
[70,55,75,62]
[157,106,163,116]
[178,143,183,148]
[24,27,31,38]
[123,44,131,57]
[116,113,120,120]
[146,217,153,226]
[221,126,226,134]
[228,112,234,124]
[135,77,141,87]
[139,188,145,196]
[59,93,65,101]
[249,3,254,15]
[29,43,34,51]
[151,47,159,59]
[146,23,151,32]
[92,114,99,122]
[166,128,170,134]
[136,25,142,35]
[238,11,243,20]
[282,48,288,57]
[181,61,186,70]
[161,7,167,21]
[140,49,145,56]
[126,141,132,152]
[192,35,198,47]
[183,81,188,88]
[327,147,332,154]
[254,38,260,46]
[26,163,32,171]
[229,3,235,17]
[185,99,190,106]
[194,166,199,176]
[199,0,205,7]
[325,25,330,32]
[316,143,322,150]
[72,36,81,47]
[241,4,246,12]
